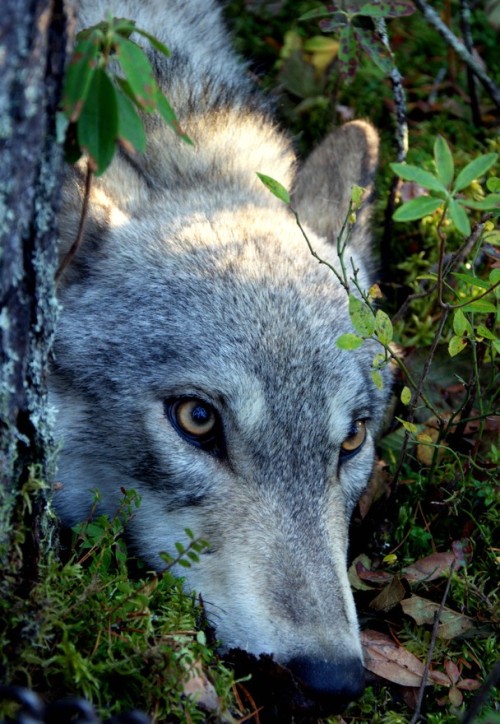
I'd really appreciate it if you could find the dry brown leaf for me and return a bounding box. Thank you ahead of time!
[369,576,406,612]
[358,459,392,518]
[182,660,229,717]
[361,629,428,687]
[402,551,460,582]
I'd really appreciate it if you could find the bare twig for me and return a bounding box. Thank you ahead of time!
[459,0,481,126]
[56,160,93,281]
[412,0,500,109]
[410,559,458,724]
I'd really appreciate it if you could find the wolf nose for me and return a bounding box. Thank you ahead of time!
[287,656,365,702]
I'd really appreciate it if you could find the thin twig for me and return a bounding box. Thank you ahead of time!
[459,0,481,127]
[410,559,458,724]
[412,0,500,109]
[56,160,93,281]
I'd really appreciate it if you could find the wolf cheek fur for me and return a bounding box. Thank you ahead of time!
[51,0,392,703]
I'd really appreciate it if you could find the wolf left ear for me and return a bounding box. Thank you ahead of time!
[291,120,379,246]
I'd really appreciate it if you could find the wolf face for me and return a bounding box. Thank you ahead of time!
[51,0,391,704]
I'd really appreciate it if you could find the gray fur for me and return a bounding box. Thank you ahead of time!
[51,0,391,692]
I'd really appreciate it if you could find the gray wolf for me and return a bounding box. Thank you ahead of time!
[51,0,391,704]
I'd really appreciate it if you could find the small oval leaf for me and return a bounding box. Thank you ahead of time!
[256,173,290,204]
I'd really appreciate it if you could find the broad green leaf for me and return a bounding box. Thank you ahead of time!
[490,268,500,285]
[299,8,332,20]
[134,28,171,57]
[459,299,497,314]
[375,309,393,345]
[353,26,394,75]
[63,34,100,121]
[459,194,500,211]
[476,324,496,341]
[256,173,290,204]
[390,163,447,193]
[453,153,499,193]
[349,295,375,336]
[434,136,454,188]
[115,35,157,110]
[393,196,443,221]
[484,230,500,246]
[447,199,471,236]
[396,417,418,434]
[116,89,146,153]
[155,88,193,144]
[336,333,364,349]
[401,386,411,405]
[451,272,490,290]
[337,25,358,82]
[449,335,468,357]
[486,176,500,192]
[77,68,118,175]
[371,369,383,389]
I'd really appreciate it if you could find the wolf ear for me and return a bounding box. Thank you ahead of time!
[291,121,379,246]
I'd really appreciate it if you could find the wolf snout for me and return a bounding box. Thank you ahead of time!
[287,655,365,702]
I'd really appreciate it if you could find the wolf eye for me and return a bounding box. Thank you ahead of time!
[164,398,225,457]
[340,419,367,459]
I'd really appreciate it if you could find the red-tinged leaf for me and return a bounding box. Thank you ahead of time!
[402,551,460,582]
[356,560,393,584]
[449,686,463,707]
[77,68,118,175]
[458,678,482,691]
[116,89,146,153]
[115,35,157,110]
[445,660,460,685]
[63,34,100,121]
[361,629,428,687]
[358,0,415,17]
[338,25,359,82]
[429,669,451,686]
[353,26,394,75]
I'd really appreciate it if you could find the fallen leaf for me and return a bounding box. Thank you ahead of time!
[370,576,407,612]
[348,554,375,591]
[182,660,224,715]
[401,595,474,639]
[402,551,461,582]
[356,559,393,585]
[361,629,428,687]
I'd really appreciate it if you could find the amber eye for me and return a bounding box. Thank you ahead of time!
[164,397,225,457]
[175,399,217,436]
[340,419,367,457]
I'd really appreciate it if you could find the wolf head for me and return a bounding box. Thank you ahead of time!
[52,4,390,701]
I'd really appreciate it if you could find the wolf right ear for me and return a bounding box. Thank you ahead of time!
[291,121,379,247]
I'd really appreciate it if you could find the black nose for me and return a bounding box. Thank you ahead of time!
[287,656,365,702]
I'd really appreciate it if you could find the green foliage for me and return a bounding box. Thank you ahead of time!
[0,490,236,721]
[62,16,191,175]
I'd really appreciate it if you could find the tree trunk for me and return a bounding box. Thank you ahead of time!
[0,0,70,590]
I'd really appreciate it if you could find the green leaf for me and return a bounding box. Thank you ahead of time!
[486,176,500,192]
[451,272,490,290]
[116,89,146,153]
[349,295,375,336]
[396,417,418,434]
[77,68,118,175]
[434,136,454,189]
[358,0,415,17]
[371,369,384,389]
[459,299,497,314]
[452,153,499,193]
[299,8,331,20]
[154,88,193,144]
[476,324,496,341]
[393,196,443,221]
[447,199,471,236]
[133,28,171,57]
[63,34,100,121]
[453,309,471,336]
[351,184,365,208]
[449,335,468,357]
[459,194,500,211]
[353,26,394,75]
[115,35,157,110]
[336,333,364,350]
[375,309,393,345]
[401,386,412,405]
[337,25,358,82]
[320,12,349,32]
[390,163,447,193]
[256,173,290,204]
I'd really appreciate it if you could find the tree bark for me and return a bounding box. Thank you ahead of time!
[0,0,69,589]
